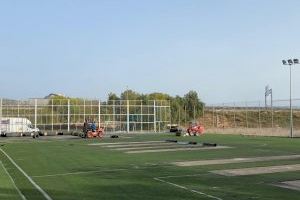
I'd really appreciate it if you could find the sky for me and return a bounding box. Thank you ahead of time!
[1,0,300,104]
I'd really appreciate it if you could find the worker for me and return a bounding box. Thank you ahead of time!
[83,119,88,133]
[91,121,96,132]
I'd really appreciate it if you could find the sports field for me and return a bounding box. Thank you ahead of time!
[0,134,300,200]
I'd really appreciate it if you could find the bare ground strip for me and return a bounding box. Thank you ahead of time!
[105,142,179,148]
[211,164,300,176]
[111,144,204,151]
[273,180,300,191]
[88,141,164,146]
[173,155,300,167]
[126,146,231,154]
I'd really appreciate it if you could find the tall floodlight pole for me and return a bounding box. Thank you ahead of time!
[282,58,299,138]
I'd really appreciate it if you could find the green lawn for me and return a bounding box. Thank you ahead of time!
[0,133,300,200]
[0,161,22,200]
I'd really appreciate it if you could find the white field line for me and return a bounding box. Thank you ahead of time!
[126,146,231,154]
[0,148,53,200]
[212,164,300,176]
[173,154,300,167]
[88,141,164,146]
[153,177,223,200]
[0,161,27,200]
[32,168,127,178]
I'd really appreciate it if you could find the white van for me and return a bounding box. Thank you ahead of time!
[0,117,40,136]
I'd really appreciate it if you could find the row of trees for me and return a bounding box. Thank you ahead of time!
[47,90,204,125]
[107,90,205,124]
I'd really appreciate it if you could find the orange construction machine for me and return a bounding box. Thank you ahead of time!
[186,122,205,136]
[82,120,104,138]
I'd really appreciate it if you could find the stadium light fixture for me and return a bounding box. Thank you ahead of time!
[282,58,299,138]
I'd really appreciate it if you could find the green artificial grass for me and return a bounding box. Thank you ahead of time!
[0,133,300,200]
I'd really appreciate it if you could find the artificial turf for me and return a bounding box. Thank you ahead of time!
[0,133,300,200]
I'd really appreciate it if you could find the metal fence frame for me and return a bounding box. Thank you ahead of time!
[0,98,171,133]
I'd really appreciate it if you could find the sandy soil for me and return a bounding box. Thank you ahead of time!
[273,180,300,191]
[173,155,300,166]
[211,164,300,176]
[206,128,300,137]
[126,146,231,154]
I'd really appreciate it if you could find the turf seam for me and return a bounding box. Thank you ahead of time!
[0,148,53,200]
[156,173,205,179]
[32,168,127,178]
[0,161,27,200]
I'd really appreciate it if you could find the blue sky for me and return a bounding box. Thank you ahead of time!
[1,0,300,103]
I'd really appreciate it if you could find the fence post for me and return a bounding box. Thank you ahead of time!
[170,102,172,127]
[193,105,196,121]
[184,106,187,125]
[17,101,20,117]
[98,100,101,128]
[113,100,115,133]
[140,100,143,132]
[222,103,225,129]
[67,99,70,132]
[159,102,162,132]
[233,103,236,128]
[271,96,274,129]
[34,99,37,129]
[127,100,130,133]
[83,99,86,121]
[178,105,181,126]
[154,100,157,133]
[202,105,205,125]
[258,101,261,131]
[245,102,248,128]
[51,99,54,131]
[212,106,215,128]
[169,100,172,127]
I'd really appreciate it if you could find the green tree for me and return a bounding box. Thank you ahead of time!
[183,90,204,122]
[120,90,142,100]
[108,93,120,101]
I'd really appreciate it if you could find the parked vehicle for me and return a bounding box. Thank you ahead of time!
[0,118,40,137]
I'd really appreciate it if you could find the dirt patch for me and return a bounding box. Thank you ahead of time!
[173,155,300,166]
[212,164,300,176]
[126,146,231,154]
[273,180,300,191]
